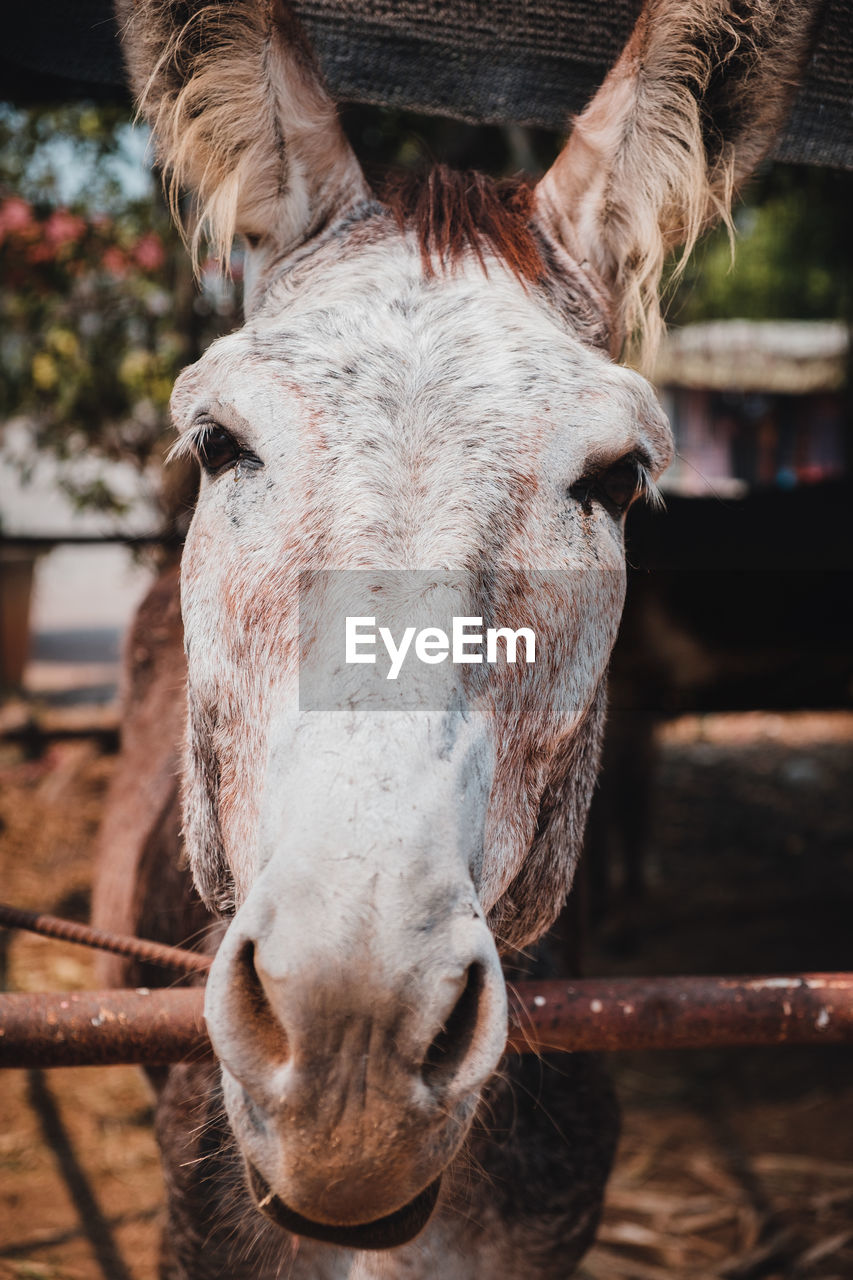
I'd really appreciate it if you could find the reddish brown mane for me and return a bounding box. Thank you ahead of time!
[381,165,544,284]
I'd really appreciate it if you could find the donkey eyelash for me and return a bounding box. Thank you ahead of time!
[570,453,663,516]
[634,463,665,510]
[167,420,263,474]
[166,423,214,465]
[166,421,227,464]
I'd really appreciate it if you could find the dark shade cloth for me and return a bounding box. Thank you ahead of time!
[2,0,851,168]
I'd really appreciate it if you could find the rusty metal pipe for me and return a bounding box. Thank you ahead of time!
[0,989,210,1069]
[0,903,211,975]
[504,973,853,1053]
[2,974,852,1069]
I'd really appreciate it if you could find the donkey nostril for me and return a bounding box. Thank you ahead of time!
[422,963,484,1088]
[235,940,269,1017]
[233,939,290,1063]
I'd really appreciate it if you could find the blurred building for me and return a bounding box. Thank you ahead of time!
[0,421,159,695]
[654,320,849,496]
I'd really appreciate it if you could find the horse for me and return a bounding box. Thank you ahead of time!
[93,1,818,1274]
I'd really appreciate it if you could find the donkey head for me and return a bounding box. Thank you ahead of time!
[120,0,816,1250]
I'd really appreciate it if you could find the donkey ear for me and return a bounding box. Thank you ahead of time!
[117,0,368,267]
[533,0,820,364]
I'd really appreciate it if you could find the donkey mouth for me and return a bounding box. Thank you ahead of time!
[248,1163,442,1250]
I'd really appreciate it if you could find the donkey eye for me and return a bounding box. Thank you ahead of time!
[195,426,242,475]
[599,459,642,511]
[570,455,644,516]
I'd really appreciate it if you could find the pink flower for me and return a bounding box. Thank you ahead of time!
[44,208,86,248]
[102,245,128,278]
[26,240,54,264]
[133,232,165,272]
[0,197,34,239]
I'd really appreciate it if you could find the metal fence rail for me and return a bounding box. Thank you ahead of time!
[2,975,852,1069]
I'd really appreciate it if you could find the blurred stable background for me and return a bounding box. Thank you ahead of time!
[1,23,853,1280]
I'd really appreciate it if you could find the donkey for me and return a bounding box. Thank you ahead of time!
[95,1,818,1274]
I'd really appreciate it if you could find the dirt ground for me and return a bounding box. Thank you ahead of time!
[1,711,852,1280]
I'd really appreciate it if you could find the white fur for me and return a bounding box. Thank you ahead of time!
[171,229,672,1238]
